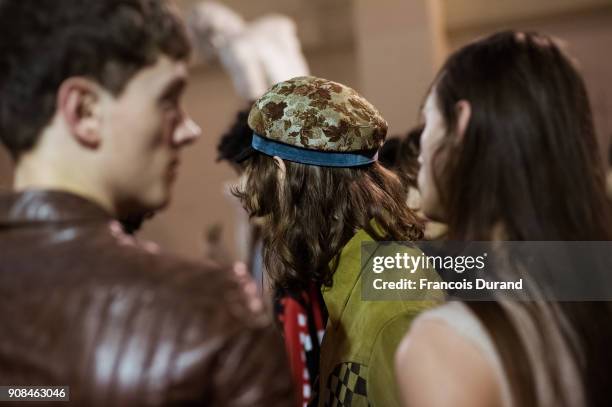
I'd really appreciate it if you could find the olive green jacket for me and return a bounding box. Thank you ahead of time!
[317,228,438,407]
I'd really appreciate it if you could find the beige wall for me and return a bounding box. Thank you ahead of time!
[444,0,611,31]
[353,0,447,135]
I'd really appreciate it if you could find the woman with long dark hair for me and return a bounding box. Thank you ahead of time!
[235,76,429,407]
[395,31,612,407]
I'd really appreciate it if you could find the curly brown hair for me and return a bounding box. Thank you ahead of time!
[0,0,190,158]
[234,153,423,290]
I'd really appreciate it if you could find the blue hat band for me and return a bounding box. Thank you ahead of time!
[251,133,378,167]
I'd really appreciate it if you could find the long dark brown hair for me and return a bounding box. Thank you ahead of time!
[234,153,423,290]
[430,31,612,406]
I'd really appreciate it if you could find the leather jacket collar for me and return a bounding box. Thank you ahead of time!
[0,189,112,226]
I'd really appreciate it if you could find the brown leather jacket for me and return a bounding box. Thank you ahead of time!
[0,190,294,406]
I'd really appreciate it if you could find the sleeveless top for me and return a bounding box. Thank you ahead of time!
[415,301,514,407]
[415,301,589,407]
[314,227,438,407]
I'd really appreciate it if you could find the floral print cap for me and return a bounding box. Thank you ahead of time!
[248,76,388,152]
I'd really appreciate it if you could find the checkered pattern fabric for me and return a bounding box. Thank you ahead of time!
[324,362,370,407]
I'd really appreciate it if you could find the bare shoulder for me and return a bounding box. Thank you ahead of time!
[394,315,503,407]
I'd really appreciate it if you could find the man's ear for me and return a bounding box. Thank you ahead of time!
[57,77,103,149]
[455,100,472,143]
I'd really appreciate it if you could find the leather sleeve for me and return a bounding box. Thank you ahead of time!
[74,261,295,406]
[160,262,296,407]
[210,322,296,407]
[206,264,296,406]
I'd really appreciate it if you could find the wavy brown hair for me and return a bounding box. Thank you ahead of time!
[432,32,612,242]
[234,153,423,290]
[429,31,612,407]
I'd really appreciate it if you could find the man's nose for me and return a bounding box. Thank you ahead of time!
[172,117,202,146]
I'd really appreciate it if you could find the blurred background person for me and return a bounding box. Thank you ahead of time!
[188,1,310,100]
[190,0,312,287]
[214,105,266,285]
[395,31,612,407]
[378,126,423,206]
